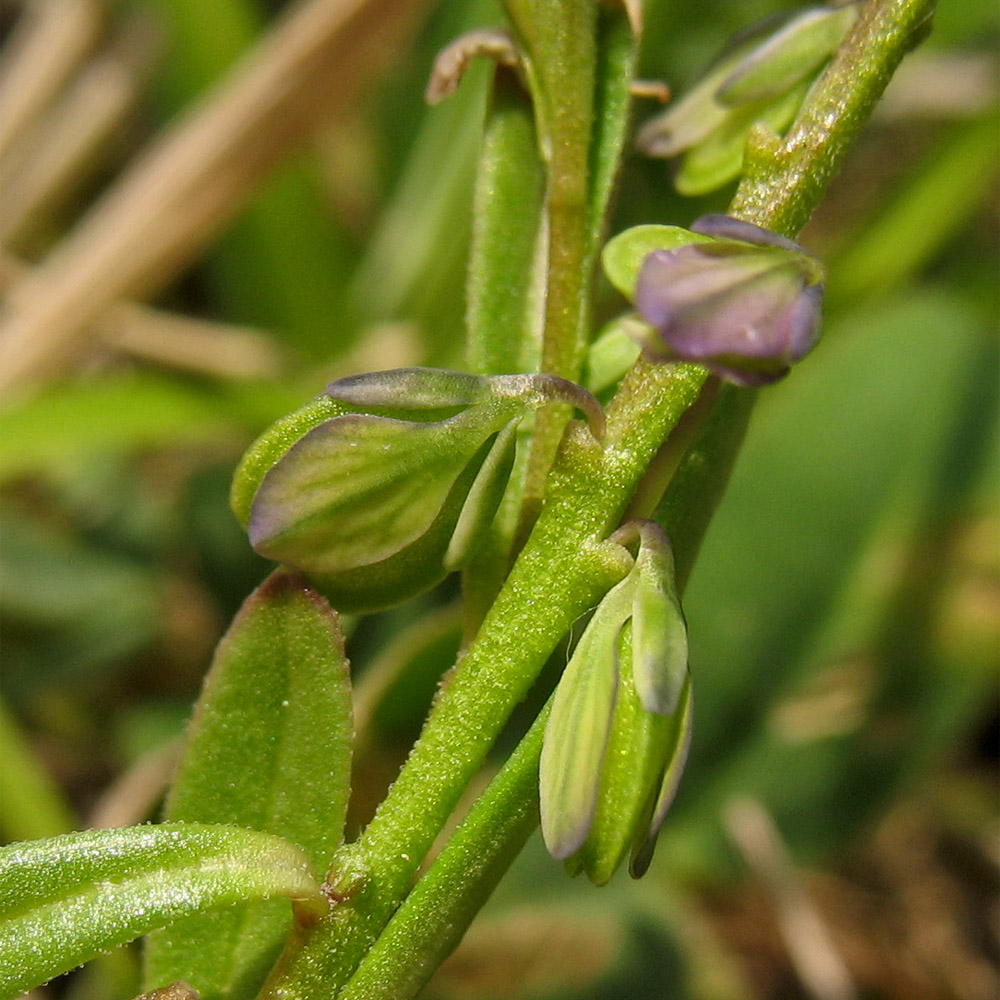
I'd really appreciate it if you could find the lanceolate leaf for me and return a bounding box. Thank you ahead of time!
[0,824,323,1000]
[143,570,352,1000]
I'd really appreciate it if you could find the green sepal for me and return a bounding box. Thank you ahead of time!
[247,407,516,573]
[630,527,689,716]
[236,368,603,611]
[601,225,713,300]
[445,418,519,571]
[675,79,810,197]
[717,4,858,105]
[567,623,679,885]
[629,676,693,878]
[301,430,502,612]
[0,824,323,1000]
[583,317,642,396]
[635,45,755,158]
[327,367,494,411]
[230,393,347,528]
[541,522,692,882]
[539,574,633,860]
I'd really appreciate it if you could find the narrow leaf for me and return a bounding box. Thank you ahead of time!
[143,570,353,999]
[587,3,639,250]
[0,824,322,1000]
[466,67,546,376]
[0,700,76,842]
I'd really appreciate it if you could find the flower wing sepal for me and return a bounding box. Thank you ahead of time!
[231,368,602,612]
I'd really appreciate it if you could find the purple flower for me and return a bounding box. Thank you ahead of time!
[633,214,825,386]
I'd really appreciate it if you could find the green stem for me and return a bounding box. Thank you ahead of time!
[337,704,551,1000]
[732,0,936,237]
[256,0,935,994]
[257,361,708,999]
[509,2,600,507]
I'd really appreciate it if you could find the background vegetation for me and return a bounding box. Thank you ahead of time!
[1,0,997,997]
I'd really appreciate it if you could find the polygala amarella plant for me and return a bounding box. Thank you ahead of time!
[0,0,938,997]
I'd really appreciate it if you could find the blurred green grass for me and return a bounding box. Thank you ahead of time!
[0,1,996,997]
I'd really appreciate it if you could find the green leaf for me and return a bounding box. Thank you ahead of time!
[0,823,323,1000]
[143,570,352,1000]
[0,700,76,843]
[587,2,640,250]
[0,503,161,690]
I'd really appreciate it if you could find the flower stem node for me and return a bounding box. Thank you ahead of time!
[602,214,825,386]
[539,520,692,884]
[230,368,603,612]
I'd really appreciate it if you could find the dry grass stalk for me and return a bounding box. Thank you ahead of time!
[0,250,282,380]
[0,0,104,162]
[725,796,859,1000]
[0,15,160,247]
[0,0,432,397]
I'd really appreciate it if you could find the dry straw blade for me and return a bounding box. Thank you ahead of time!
[0,0,433,397]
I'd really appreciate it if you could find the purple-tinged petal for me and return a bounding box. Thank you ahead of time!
[690,213,808,254]
[633,239,824,386]
[327,367,491,410]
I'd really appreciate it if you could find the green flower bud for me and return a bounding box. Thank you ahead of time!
[231,368,602,612]
[638,3,859,195]
[539,521,692,883]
